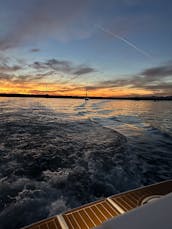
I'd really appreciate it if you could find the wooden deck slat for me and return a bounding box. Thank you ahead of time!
[115,197,133,210]
[67,214,80,229]
[95,205,108,220]
[63,215,74,229]
[73,212,88,229]
[64,200,103,215]
[91,205,106,222]
[97,203,112,218]
[126,193,138,205]
[63,199,120,229]
[22,217,62,229]
[40,223,48,229]
[22,180,172,229]
[104,201,120,215]
[122,195,136,208]
[47,221,57,229]
[78,210,95,228]
[84,207,102,225]
[54,218,62,229]
[110,180,172,212]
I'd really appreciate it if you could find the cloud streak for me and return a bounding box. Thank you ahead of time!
[31,59,95,77]
[96,25,152,59]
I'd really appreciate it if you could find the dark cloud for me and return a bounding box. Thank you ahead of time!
[0,72,15,81]
[32,59,72,72]
[31,59,95,76]
[30,48,40,52]
[142,82,172,95]
[0,0,91,50]
[15,73,49,83]
[0,71,54,83]
[0,56,22,72]
[0,57,95,85]
[73,67,95,76]
[87,62,172,95]
[133,62,172,89]
[0,64,21,72]
[141,63,172,78]
[145,83,172,90]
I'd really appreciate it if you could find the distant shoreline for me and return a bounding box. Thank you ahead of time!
[0,93,172,100]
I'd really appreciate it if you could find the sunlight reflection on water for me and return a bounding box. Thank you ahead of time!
[1,97,172,137]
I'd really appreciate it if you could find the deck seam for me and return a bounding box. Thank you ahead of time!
[57,215,69,229]
[107,198,125,214]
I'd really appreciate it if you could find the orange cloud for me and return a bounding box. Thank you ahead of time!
[0,58,171,97]
[0,79,153,97]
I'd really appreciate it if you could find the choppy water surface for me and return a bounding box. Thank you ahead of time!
[0,97,172,229]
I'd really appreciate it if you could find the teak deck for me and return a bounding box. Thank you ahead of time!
[22,180,172,229]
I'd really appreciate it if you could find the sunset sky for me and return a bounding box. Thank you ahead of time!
[0,0,172,97]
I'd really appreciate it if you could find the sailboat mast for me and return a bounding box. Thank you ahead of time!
[85,88,89,100]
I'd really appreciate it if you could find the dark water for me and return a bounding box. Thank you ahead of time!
[0,98,172,229]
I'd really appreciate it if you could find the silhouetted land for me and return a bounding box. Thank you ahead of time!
[0,93,172,100]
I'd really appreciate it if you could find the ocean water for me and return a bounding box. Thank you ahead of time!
[0,97,172,229]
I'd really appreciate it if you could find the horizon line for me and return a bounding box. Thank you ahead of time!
[0,93,172,100]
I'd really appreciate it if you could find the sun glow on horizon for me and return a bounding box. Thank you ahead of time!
[0,80,153,97]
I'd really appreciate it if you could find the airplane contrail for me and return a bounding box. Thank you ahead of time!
[96,24,152,59]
